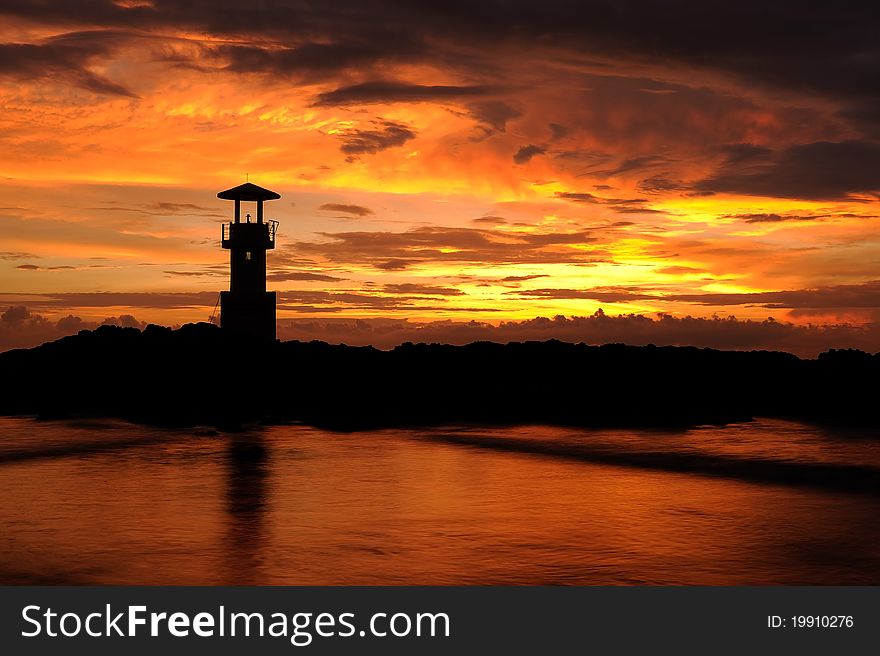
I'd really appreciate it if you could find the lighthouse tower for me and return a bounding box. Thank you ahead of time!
[218,182,280,341]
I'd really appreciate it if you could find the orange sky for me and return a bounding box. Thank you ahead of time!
[1,1,879,348]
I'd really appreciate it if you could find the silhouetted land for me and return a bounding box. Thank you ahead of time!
[0,323,877,430]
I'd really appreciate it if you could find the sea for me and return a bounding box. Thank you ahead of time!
[1,416,878,585]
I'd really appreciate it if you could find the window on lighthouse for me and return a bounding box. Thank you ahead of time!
[245,251,252,261]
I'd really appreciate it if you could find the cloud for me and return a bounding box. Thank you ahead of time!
[656,266,707,275]
[501,274,548,282]
[290,225,601,268]
[585,154,669,178]
[1,292,217,310]
[146,202,218,214]
[2,3,877,123]
[318,203,374,217]
[87,202,225,218]
[513,286,659,303]
[0,306,147,352]
[549,123,569,140]
[16,264,75,271]
[266,271,346,282]
[555,191,661,214]
[162,270,218,277]
[275,290,493,312]
[471,216,507,225]
[375,259,418,270]
[555,191,646,205]
[335,119,416,159]
[696,141,880,200]
[382,283,465,296]
[0,32,136,96]
[637,176,687,194]
[513,144,546,164]
[0,252,39,260]
[509,281,880,312]
[4,304,880,358]
[275,312,880,358]
[467,100,522,134]
[667,280,880,309]
[727,210,875,223]
[218,40,424,82]
[727,213,824,223]
[313,81,501,106]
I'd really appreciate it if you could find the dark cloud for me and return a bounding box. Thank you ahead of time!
[513,144,546,164]
[274,312,880,358]
[16,264,75,271]
[549,123,569,140]
[217,37,425,82]
[511,281,880,312]
[1,292,217,310]
[2,3,878,128]
[0,32,135,96]
[466,100,522,135]
[162,270,218,277]
[696,141,880,200]
[727,213,824,223]
[584,155,669,178]
[471,216,507,225]
[266,271,346,282]
[375,259,418,270]
[146,202,217,214]
[501,274,548,282]
[555,191,661,214]
[717,143,773,166]
[87,202,225,218]
[275,289,489,312]
[0,306,147,352]
[667,280,880,309]
[656,266,706,275]
[318,203,374,216]
[0,252,38,260]
[335,119,416,159]
[291,225,601,267]
[556,191,646,206]
[556,192,612,204]
[313,81,501,106]
[3,304,880,358]
[637,176,687,194]
[382,283,465,296]
[513,286,658,303]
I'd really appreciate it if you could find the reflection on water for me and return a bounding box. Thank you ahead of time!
[225,436,269,584]
[0,417,878,585]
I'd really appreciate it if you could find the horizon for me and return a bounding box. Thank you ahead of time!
[1,1,879,354]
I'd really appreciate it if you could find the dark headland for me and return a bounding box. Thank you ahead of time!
[0,322,876,430]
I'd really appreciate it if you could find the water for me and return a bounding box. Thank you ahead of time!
[0,417,878,585]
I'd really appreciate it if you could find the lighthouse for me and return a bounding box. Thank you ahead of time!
[217,182,280,341]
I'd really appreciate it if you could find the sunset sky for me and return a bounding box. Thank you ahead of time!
[1,1,879,352]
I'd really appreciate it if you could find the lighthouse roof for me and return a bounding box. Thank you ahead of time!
[217,182,281,202]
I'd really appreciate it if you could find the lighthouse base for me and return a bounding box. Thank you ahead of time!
[220,291,276,341]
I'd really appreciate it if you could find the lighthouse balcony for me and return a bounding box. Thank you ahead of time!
[221,221,278,250]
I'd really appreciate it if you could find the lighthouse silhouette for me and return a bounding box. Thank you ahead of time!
[217,182,280,341]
